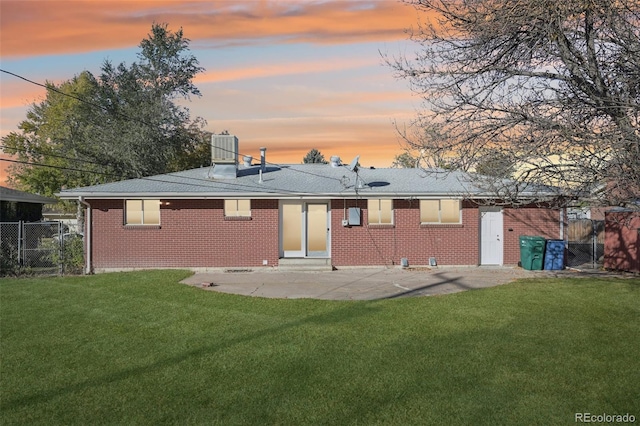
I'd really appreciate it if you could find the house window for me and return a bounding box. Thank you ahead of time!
[420,199,461,224]
[368,199,393,225]
[125,200,160,225]
[224,199,251,217]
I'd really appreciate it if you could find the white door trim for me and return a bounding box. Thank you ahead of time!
[279,200,331,258]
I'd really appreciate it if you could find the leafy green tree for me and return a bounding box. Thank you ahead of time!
[303,148,328,164]
[2,23,209,199]
[391,152,418,168]
[2,71,106,198]
[91,22,207,178]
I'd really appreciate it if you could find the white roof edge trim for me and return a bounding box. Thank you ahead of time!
[57,192,555,200]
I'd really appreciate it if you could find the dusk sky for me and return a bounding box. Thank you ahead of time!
[0,0,426,186]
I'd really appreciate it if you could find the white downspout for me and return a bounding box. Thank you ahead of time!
[79,197,91,274]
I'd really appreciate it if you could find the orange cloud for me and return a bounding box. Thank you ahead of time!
[1,1,418,58]
[206,114,409,168]
[195,57,376,84]
[0,89,46,109]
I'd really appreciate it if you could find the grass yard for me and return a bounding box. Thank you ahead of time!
[1,271,639,425]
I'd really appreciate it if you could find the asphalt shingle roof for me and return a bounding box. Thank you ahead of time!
[57,164,553,200]
[1,186,58,204]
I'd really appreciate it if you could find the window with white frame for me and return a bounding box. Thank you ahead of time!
[224,199,251,217]
[125,199,160,225]
[420,199,461,224]
[368,199,393,225]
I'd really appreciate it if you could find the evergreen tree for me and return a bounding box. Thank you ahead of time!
[303,148,328,164]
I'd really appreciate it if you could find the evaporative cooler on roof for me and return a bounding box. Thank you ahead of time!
[211,134,238,164]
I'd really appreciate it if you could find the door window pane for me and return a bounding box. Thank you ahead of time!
[283,203,302,251]
[307,204,327,252]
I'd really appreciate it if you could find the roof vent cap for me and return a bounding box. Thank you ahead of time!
[330,156,341,167]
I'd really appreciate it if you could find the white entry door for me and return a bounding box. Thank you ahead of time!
[480,207,503,265]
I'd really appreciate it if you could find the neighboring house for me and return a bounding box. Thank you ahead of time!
[42,207,79,233]
[58,135,566,273]
[0,186,58,222]
[604,208,640,273]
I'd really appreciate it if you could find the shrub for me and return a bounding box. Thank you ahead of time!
[43,235,84,275]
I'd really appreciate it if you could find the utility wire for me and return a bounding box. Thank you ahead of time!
[2,158,122,178]
[0,158,342,196]
[1,143,352,194]
[0,68,151,128]
[1,66,396,259]
[0,144,107,167]
[1,68,345,184]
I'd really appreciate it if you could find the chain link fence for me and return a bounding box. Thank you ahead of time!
[1,221,84,276]
[567,219,605,269]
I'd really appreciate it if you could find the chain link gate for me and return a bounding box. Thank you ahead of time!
[0,221,81,276]
[567,219,605,269]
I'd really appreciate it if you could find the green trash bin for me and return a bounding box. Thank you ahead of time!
[519,236,546,270]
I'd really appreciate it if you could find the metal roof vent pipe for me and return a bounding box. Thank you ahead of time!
[243,155,252,167]
[260,147,267,172]
[330,156,341,167]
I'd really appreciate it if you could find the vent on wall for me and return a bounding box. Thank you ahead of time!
[212,134,238,164]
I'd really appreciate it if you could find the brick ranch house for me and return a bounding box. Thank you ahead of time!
[58,135,566,273]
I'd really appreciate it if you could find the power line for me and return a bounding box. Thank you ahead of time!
[2,158,121,178]
[1,143,346,194]
[0,68,346,184]
[0,68,153,128]
[0,158,344,196]
[0,144,108,167]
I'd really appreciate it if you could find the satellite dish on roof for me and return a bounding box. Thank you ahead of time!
[346,155,360,173]
[346,155,364,190]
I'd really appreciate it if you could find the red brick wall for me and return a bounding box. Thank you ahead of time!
[331,201,562,267]
[88,199,279,269]
[604,212,640,273]
[330,200,479,267]
[503,206,563,265]
[87,198,562,269]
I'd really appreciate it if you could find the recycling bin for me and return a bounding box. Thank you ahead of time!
[544,239,565,270]
[519,236,546,270]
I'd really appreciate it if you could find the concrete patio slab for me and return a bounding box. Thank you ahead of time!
[181,266,557,300]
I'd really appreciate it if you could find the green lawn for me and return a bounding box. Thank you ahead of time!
[1,271,638,425]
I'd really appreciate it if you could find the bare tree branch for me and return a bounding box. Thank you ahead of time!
[386,0,640,207]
